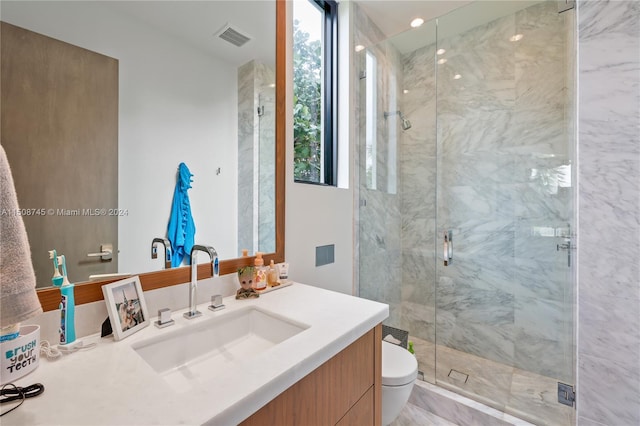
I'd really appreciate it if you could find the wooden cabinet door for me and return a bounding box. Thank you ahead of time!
[241,325,382,426]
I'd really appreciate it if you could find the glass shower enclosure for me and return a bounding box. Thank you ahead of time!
[356,1,576,424]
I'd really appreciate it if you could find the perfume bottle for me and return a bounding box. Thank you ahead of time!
[254,252,267,291]
[267,259,279,287]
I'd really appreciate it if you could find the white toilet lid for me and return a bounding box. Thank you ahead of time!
[382,341,418,386]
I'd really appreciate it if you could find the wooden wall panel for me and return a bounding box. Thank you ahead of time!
[1,21,118,287]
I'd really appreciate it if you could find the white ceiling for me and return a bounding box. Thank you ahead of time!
[100,0,276,67]
[356,0,544,55]
[3,1,546,69]
[355,0,473,40]
[111,0,544,62]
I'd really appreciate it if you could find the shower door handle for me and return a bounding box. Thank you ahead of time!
[444,231,453,266]
[557,239,574,267]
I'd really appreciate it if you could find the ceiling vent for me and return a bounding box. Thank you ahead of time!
[215,23,251,47]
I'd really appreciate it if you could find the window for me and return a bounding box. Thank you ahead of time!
[293,0,337,185]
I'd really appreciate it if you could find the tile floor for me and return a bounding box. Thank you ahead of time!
[408,336,575,426]
[392,401,458,426]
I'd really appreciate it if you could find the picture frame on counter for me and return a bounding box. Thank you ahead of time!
[102,276,149,341]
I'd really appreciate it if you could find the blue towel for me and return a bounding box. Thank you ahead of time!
[167,163,196,267]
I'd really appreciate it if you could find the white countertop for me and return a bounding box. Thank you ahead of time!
[4,283,388,425]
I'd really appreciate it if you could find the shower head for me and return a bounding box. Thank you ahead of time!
[384,110,412,131]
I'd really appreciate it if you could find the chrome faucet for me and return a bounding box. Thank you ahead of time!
[151,238,172,269]
[184,244,219,320]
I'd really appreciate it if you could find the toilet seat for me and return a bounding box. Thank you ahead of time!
[381,341,418,386]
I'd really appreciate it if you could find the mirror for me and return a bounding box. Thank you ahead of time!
[1,0,284,300]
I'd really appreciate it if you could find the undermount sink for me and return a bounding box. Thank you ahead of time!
[132,306,308,392]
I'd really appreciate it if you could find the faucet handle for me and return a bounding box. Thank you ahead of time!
[208,294,225,312]
[155,308,175,328]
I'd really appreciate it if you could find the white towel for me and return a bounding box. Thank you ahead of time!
[0,145,43,326]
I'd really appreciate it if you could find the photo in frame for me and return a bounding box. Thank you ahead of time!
[101,276,149,341]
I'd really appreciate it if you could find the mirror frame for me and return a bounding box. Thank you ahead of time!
[37,0,285,311]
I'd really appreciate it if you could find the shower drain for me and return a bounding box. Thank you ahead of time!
[448,369,470,383]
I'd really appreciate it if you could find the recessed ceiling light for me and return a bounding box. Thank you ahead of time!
[437,58,447,65]
[410,18,424,28]
[403,89,409,94]
[436,48,446,55]
[269,83,276,88]
[453,74,462,80]
[355,44,365,52]
[510,34,524,42]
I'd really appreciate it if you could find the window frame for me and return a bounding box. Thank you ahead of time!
[293,0,338,186]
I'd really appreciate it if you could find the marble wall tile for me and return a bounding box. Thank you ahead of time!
[359,248,402,314]
[506,112,565,158]
[400,300,435,343]
[237,60,275,254]
[356,0,580,420]
[515,0,559,32]
[355,1,406,334]
[578,1,640,424]
[352,1,386,48]
[507,367,574,426]
[578,353,640,426]
[447,321,516,368]
[514,23,566,109]
[439,153,515,189]
[359,190,402,252]
[575,417,609,426]
[401,217,435,256]
[513,329,570,382]
[256,63,276,253]
[438,110,514,157]
[237,61,256,254]
[401,250,436,302]
[579,294,640,368]
[512,257,566,302]
[428,0,572,385]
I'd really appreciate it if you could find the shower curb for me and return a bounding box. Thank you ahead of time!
[409,380,534,426]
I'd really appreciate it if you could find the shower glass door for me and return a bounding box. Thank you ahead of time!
[434,2,576,424]
[355,2,438,384]
[355,1,575,424]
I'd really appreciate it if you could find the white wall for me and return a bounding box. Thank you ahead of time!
[284,1,356,295]
[1,2,238,273]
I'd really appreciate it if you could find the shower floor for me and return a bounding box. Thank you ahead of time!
[410,336,575,426]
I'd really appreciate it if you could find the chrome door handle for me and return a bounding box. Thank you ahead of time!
[557,239,574,267]
[87,244,113,261]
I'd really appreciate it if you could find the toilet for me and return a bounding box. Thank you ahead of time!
[381,341,418,425]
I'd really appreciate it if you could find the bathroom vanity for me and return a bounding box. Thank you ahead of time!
[2,284,388,425]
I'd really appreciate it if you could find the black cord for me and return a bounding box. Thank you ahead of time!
[0,383,44,417]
